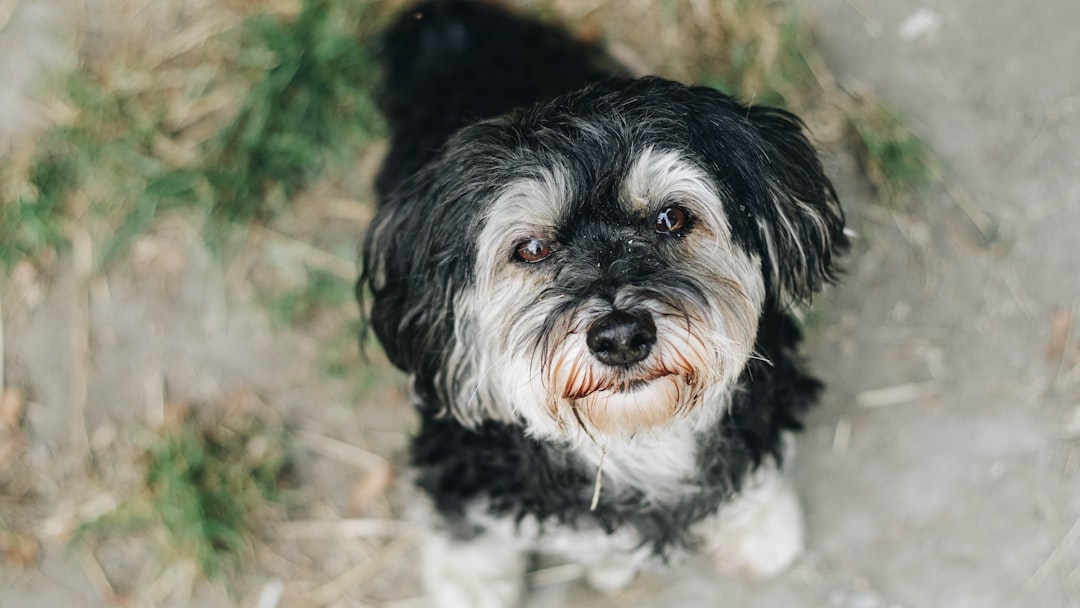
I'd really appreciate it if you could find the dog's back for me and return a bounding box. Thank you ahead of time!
[375,0,619,196]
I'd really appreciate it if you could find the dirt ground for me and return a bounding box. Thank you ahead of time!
[2,1,1079,607]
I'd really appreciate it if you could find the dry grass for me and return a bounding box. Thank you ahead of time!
[72,392,295,586]
[1,0,394,272]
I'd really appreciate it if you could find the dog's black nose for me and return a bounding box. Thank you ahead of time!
[586,310,657,367]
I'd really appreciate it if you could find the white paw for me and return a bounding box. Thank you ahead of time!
[422,531,528,608]
[585,559,639,595]
[700,467,806,580]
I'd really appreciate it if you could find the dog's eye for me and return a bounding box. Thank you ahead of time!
[655,206,691,236]
[514,238,553,263]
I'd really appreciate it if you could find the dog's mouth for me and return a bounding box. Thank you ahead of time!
[562,368,682,400]
[547,330,711,436]
[553,368,701,436]
[603,371,678,394]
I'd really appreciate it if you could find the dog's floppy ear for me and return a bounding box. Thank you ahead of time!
[359,165,473,410]
[742,104,849,303]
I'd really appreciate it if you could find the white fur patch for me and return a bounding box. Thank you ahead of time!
[421,528,529,608]
[696,459,806,579]
[443,167,574,427]
[622,147,735,243]
[425,501,654,601]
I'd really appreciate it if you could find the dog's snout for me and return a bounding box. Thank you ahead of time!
[586,310,657,367]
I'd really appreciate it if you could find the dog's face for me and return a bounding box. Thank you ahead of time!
[364,78,846,441]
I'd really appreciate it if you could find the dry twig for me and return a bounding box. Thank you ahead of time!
[932,166,995,241]
[255,579,285,608]
[856,381,938,409]
[297,430,389,469]
[1029,512,1080,587]
[301,533,416,607]
[257,227,357,281]
[143,557,197,607]
[1048,304,1077,395]
[832,417,853,454]
[276,518,408,540]
[67,223,93,462]
[76,545,117,603]
[528,562,586,587]
[0,0,21,32]
[0,296,5,391]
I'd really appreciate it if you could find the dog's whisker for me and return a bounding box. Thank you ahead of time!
[745,350,775,366]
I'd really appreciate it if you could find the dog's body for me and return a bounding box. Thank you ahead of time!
[361,2,847,605]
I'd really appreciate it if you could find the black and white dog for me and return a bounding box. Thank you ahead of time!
[360,1,848,605]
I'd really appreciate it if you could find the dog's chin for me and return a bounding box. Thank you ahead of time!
[563,374,696,436]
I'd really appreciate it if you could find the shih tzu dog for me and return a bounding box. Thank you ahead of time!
[359,1,848,605]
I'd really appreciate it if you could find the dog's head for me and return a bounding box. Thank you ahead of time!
[363,77,847,440]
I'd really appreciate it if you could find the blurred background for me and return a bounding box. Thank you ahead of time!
[1,0,1077,606]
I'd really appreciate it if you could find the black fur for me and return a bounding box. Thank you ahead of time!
[360,0,846,557]
[374,0,621,197]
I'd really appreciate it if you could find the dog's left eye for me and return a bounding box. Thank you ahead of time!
[655,206,691,236]
[514,238,553,263]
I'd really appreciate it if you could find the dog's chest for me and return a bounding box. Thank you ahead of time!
[576,424,704,504]
[412,413,751,555]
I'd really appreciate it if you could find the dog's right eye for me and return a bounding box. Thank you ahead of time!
[514,238,553,263]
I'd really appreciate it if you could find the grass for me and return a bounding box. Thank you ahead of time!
[0,152,77,268]
[60,71,194,268]
[266,272,393,401]
[265,268,355,326]
[144,410,293,577]
[82,402,296,580]
[263,268,387,402]
[0,0,386,272]
[700,4,813,107]
[848,98,934,198]
[202,0,384,222]
[321,318,395,400]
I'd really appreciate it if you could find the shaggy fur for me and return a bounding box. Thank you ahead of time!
[359,1,847,604]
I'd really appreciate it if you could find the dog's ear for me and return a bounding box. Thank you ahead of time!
[359,166,471,408]
[677,80,848,303]
[742,104,849,303]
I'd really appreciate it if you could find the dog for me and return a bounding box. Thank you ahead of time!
[359,1,848,605]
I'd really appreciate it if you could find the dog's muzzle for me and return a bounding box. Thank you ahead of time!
[586,309,657,367]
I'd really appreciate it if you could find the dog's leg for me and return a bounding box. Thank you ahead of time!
[697,462,806,580]
[421,527,528,608]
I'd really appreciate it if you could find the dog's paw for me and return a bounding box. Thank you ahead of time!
[584,558,639,595]
[422,531,528,608]
[699,468,806,580]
